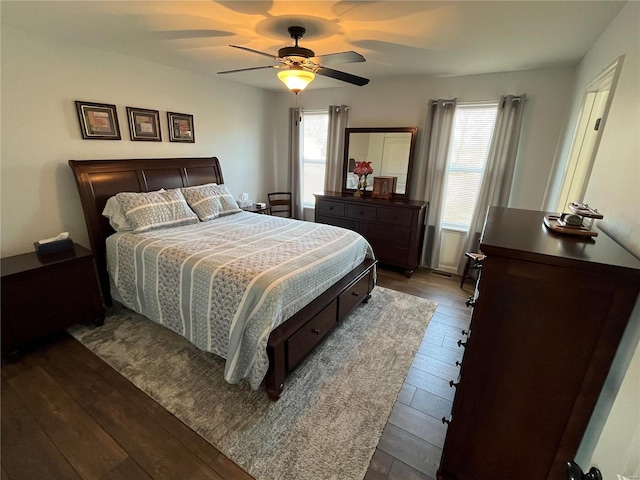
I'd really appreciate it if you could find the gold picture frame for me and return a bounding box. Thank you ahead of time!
[371,176,397,199]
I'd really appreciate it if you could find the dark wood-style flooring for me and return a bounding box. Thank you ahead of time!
[1,266,473,480]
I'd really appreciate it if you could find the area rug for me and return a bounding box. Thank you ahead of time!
[69,286,436,480]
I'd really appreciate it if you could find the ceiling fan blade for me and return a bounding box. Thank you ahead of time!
[314,51,366,66]
[229,45,278,60]
[218,65,280,75]
[315,66,370,86]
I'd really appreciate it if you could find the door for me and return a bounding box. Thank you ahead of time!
[380,134,411,193]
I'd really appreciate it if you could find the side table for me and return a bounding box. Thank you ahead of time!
[242,205,272,215]
[1,244,105,356]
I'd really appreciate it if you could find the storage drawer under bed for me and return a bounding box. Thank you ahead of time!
[286,299,338,370]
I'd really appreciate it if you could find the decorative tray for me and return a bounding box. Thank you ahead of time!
[543,215,598,237]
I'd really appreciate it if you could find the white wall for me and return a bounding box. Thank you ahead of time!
[0,27,275,257]
[562,2,640,477]
[271,67,576,212]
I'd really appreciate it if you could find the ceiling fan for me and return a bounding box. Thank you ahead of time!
[218,26,370,93]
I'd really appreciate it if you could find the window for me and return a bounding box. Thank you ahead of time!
[441,103,498,230]
[301,110,329,207]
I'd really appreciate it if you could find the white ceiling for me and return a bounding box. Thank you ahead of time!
[1,1,627,91]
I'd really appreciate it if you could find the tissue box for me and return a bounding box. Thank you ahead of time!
[34,238,74,257]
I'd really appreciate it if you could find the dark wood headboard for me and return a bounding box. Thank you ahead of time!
[68,156,225,305]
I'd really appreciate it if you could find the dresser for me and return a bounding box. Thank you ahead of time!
[314,192,428,277]
[1,244,105,356]
[437,207,640,480]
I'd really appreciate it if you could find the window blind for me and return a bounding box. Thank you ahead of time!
[442,103,498,229]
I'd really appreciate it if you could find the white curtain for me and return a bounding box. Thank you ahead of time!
[324,105,349,194]
[457,94,527,274]
[412,99,457,268]
[288,107,304,220]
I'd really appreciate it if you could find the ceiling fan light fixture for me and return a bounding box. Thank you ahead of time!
[277,68,315,93]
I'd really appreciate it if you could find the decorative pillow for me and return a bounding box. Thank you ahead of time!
[102,188,167,232]
[115,188,198,233]
[181,183,241,221]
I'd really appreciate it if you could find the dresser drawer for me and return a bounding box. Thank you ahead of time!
[316,199,346,217]
[360,222,411,246]
[316,215,359,231]
[377,207,414,226]
[347,204,377,222]
[287,300,338,369]
[370,241,411,267]
[338,272,371,319]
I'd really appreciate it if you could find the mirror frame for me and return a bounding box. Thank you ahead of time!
[342,126,418,199]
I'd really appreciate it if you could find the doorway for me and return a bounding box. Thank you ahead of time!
[554,57,623,212]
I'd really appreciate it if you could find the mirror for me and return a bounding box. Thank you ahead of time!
[342,127,417,198]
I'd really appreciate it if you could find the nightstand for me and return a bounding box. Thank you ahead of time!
[241,205,272,215]
[1,244,105,356]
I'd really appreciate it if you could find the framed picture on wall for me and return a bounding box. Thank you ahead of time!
[167,111,195,143]
[126,107,162,142]
[75,101,121,140]
[371,176,397,199]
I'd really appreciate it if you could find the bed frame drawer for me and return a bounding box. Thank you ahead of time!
[287,300,338,370]
[338,272,371,320]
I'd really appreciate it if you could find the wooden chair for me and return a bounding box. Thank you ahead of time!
[460,252,486,287]
[267,192,292,218]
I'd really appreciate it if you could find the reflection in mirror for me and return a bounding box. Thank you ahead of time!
[343,127,417,198]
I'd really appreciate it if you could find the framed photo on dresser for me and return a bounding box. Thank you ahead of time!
[371,176,397,199]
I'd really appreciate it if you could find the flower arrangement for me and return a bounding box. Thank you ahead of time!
[353,161,373,197]
[353,161,373,176]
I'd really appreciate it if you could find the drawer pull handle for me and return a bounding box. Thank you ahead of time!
[457,339,467,348]
[442,416,451,425]
[449,380,459,389]
[351,291,360,297]
[311,328,321,335]
[461,329,469,336]
[329,206,334,210]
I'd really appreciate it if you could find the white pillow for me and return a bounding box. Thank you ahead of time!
[181,183,241,221]
[115,188,198,233]
[103,195,133,231]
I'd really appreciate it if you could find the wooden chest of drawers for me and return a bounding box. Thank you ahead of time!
[315,192,427,277]
[437,207,640,480]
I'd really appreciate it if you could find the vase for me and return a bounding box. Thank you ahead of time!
[354,175,364,197]
[361,174,369,196]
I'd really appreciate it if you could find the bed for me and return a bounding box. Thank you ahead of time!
[69,156,377,399]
